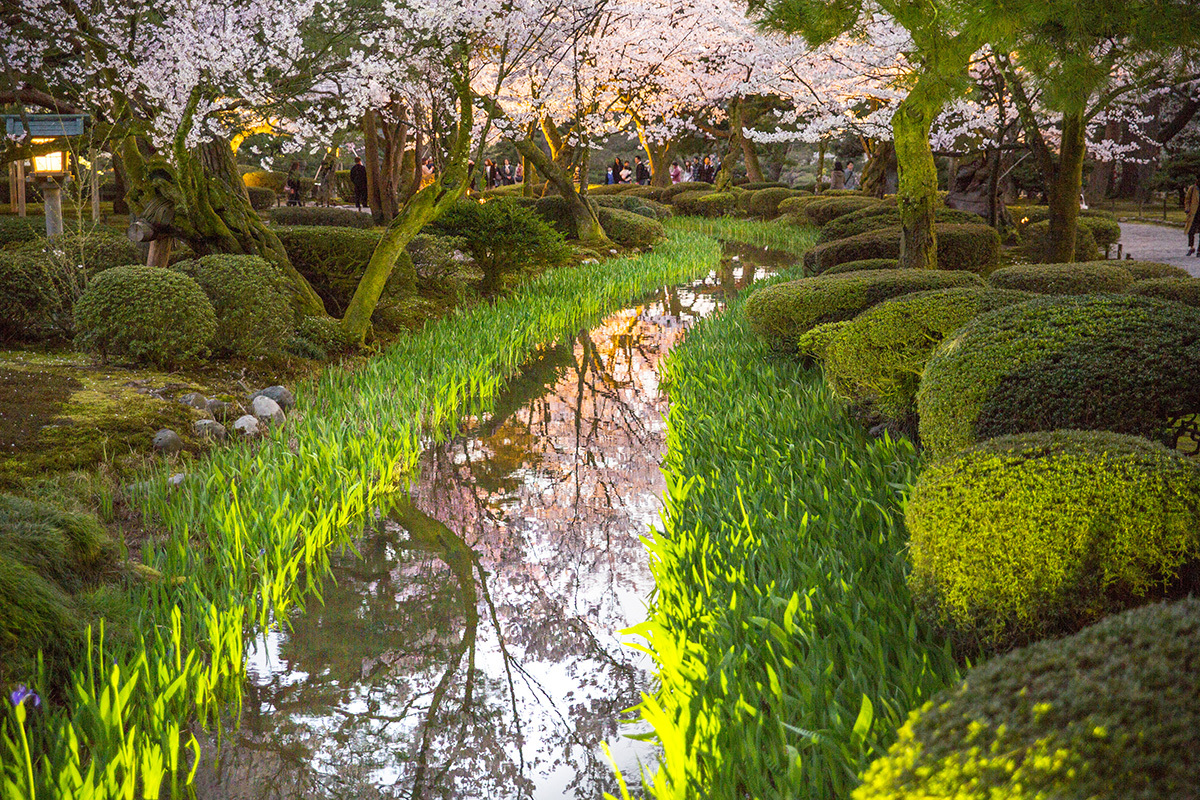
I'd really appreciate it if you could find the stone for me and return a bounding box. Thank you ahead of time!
[152,428,184,454]
[251,395,286,425]
[232,415,260,438]
[206,399,241,422]
[250,385,295,411]
[167,473,187,489]
[178,392,208,409]
[193,419,228,441]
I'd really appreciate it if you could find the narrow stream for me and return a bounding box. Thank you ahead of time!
[197,244,792,800]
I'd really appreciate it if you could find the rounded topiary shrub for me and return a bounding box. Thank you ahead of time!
[776,194,819,221]
[247,186,276,211]
[673,191,739,218]
[661,182,712,200]
[799,196,881,227]
[906,430,1200,649]
[822,258,901,276]
[75,265,216,367]
[803,223,1000,275]
[744,269,982,349]
[1079,215,1121,248]
[817,204,976,244]
[271,206,374,229]
[172,254,291,357]
[242,170,287,193]
[1117,260,1189,281]
[745,187,799,219]
[987,262,1134,295]
[531,195,606,238]
[0,215,46,247]
[1021,220,1100,262]
[596,205,665,247]
[854,598,1200,800]
[275,226,412,314]
[917,294,1200,459]
[1127,276,1200,308]
[824,287,1033,418]
[796,319,852,364]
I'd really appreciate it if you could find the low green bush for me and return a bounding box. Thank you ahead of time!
[1127,276,1200,307]
[596,205,665,247]
[660,182,711,200]
[906,430,1200,651]
[745,187,799,219]
[172,254,292,357]
[531,195,603,238]
[1021,220,1100,262]
[271,206,374,229]
[855,598,1200,800]
[823,258,901,275]
[1079,216,1121,247]
[818,205,978,244]
[824,287,1033,418]
[0,215,47,247]
[427,199,572,293]
[740,181,790,190]
[246,186,276,211]
[242,170,286,193]
[673,191,739,217]
[800,196,882,227]
[796,319,851,363]
[276,225,412,314]
[592,194,674,220]
[987,262,1134,294]
[75,265,217,367]
[776,194,821,221]
[1118,260,1190,280]
[917,294,1200,459]
[804,223,1000,275]
[744,269,982,348]
[288,315,348,360]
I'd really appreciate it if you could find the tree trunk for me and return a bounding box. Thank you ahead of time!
[635,119,674,187]
[1085,119,1120,205]
[363,109,388,224]
[891,84,943,269]
[816,141,826,193]
[511,135,606,244]
[741,135,764,183]
[714,99,743,191]
[860,140,893,198]
[1047,111,1087,263]
[122,134,326,316]
[110,148,129,215]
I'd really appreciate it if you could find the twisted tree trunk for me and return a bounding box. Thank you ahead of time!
[892,80,948,269]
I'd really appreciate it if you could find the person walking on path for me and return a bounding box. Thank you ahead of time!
[844,161,858,191]
[349,157,369,211]
[635,156,650,185]
[285,162,304,207]
[831,160,846,190]
[1186,175,1200,256]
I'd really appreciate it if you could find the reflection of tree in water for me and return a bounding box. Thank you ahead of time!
[197,252,791,800]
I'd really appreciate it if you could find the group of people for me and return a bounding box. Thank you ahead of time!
[606,156,652,185]
[481,158,523,189]
[604,154,721,185]
[831,160,859,191]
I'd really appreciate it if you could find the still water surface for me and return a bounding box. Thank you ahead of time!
[197,246,790,799]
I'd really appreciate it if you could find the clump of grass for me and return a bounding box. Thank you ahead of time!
[666,216,818,259]
[633,261,959,800]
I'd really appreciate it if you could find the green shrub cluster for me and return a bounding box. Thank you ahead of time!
[592,194,674,220]
[660,182,711,200]
[1020,220,1100,262]
[823,258,901,275]
[597,205,665,246]
[241,170,286,193]
[744,187,799,219]
[800,196,882,227]
[855,598,1200,800]
[987,262,1134,294]
[276,225,412,314]
[672,190,739,217]
[776,194,818,221]
[917,294,1200,459]
[75,265,217,367]
[427,199,572,293]
[796,319,851,363]
[172,254,292,357]
[288,315,348,360]
[818,205,977,245]
[744,269,981,348]
[1127,276,1200,307]
[246,186,276,210]
[906,430,1200,650]
[823,288,1033,418]
[803,223,1000,274]
[1117,260,1189,280]
[271,206,374,229]
[1010,205,1121,246]
[531,195,598,238]
[739,180,790,190]
[0,215,47,247]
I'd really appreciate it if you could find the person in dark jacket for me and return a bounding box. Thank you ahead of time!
[349,157,369,211]
[285,161,304,207]
[635,156,650,185]
[612,157,624,184]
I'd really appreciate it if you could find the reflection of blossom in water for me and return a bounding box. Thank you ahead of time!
[194,251,788,800]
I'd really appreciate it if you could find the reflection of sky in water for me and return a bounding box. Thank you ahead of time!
[195,248,789,800]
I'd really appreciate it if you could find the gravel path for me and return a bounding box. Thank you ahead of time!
[1119,222,1200,276]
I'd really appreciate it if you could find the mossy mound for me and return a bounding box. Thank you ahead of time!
[798,196,882,227]
[817,205,979,244]
[854,598,1200,800]
[917,294,1200,459]
[172,254,292,357]
[1020,220,1100,263]
[1127,276,1200,308]
[906,430,1200,649]
[987,262,1134,295]
[276,226,415,314]
[596,206,665,247]
[823,288,1033,418]
[803,224,1000,275]
[796,320,852,364]
[270,206,374,228]
[744,269,982,349]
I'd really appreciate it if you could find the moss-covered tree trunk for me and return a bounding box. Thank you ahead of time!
[511,136,606,244]
[1046,111,1086,263]
[122,134,326,316]
[860,140,893,198]
[634,118,674,187]
[714,99,743,192]
[891,82,945,269]
[741,135,764,183]
[341,79,475,344]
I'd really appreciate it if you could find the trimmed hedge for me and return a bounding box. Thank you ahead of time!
[1021,220,1100,263]
[739,181,790,190]
[0,215,46,247]
[271,206,374,229]
[987,262,1134,295]
[800,196,882,227]
[592,194,674,220]
[917,294,1200,459]
[744,269,982,349]
[803,223,1001,274]
[596,205,665,247]
[275,225,413,314]
[823,258,900,276]
[75,265,216,367]
[1127,276,1200,307]
[796,319,851,363]
[172,254,291,357]
[1010,205,1120,246]
[242,170,286,193]
[247,186,276,211]
[745,187,800,219]
[824,288,1033,418]
[672,191,738,217]
[818,205,979,245]
[855,598,1200,800]
[660,181,712,200]
[1119,260,1190,281]
[906,430,1200,650]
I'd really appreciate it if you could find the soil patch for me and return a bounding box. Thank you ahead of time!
[0,367,82,455]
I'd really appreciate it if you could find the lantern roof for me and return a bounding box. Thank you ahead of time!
[2,114,88,138]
